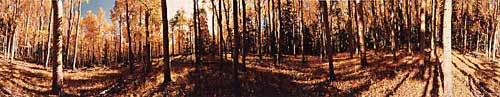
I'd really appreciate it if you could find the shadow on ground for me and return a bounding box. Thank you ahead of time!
[142,50,451,96]
[1,49,498,96]
[0,58,124,96]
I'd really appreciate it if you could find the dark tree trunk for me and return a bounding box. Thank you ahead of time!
[276,0,281,65]
[348,1,355,58]
[224,0,231,61]
[211,1,216,56]
[162,0,172,84]
[257,0,263,61]
[300,0,305,64]
[145,10,152,74]
[355,2,367,66]
[51,0,64,95]
[218,0,225,62]
[64,0,74,66]
[232,0,241,95]
[268,0,273,57]
[118,18,123,62]
[194,0,201,67]
[241,0,248,72]
[406,0,412,55]
[126,1,134,73]
[319,0,335,81]
[391,1,397,62]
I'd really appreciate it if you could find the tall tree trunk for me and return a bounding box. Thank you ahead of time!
[431,0,436,59]
[198,4,202,59]
[162,0,171,83]
[194,0,201,67]
[9,0,20,63]
[406,0,412,55]
[6,0,15,62]
[391,0,397,62]
[348,1,355,58]
[276,0,281,65]
[10,24,18,62]
[493,1,499,60]
[211,1,216,55]
[442,0,453,96]
[494,25,498,60]
[380,0,386,50]
[7,33,11,62]
[118,18,122,62]
[24,4,32,59]
[232,0,241,95]
[319,0,335,81]
[224,0,230,61]
[487,23,492,58]
[126,1,134,73]
[45,7,54,68]
[293,0,297,57]
[218,0,225,62]
[419,0,426,66]
[319,23,324,61]
[356,1,367,66]
[268,0,273,57]
[36,1,44,63]
[145,10,152,73]
[257,0,263,61]
[372,1,378,52]
[485,29,488,54]
[300,0,305,64]
[417,0,427,78]
[64,0,74,66]
[72,0,81,71]
[241,0,248,72]
[463,3,468,52]
[270,0,276,61]
[51,0,64,95]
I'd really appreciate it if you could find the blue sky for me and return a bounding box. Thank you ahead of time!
[81,0,196,24]
[81,0,114,23]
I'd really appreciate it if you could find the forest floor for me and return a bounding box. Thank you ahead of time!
[0,48,499,97]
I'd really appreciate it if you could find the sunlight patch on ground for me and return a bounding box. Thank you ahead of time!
[65,69,120,81]
[76,83,107,90]
[247,64,309,78]
[172,67,195,82]
[332,59,360,67]
[292,77,328,84]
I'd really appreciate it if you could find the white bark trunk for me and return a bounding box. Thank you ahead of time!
[442,0,453,96]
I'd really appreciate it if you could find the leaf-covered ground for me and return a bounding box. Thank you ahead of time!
[0,49,498,96]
